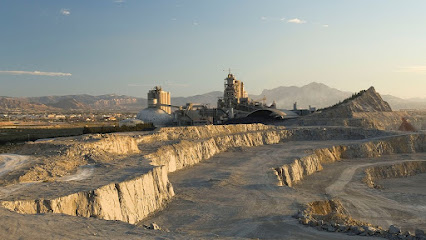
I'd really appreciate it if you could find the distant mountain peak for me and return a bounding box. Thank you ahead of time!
[304,82,328,87]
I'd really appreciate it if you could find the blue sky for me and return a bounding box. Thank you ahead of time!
[1,0,425,98]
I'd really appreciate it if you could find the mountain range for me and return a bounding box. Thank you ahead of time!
[1,82,425,113]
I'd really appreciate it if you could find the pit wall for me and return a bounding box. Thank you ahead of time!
[363,161,426,188]
[1,166,173,225]
[145,127,388,173]
[275,134,426,187]
[296,199,426,239]
[296,111,426,131]
[0,124,390,224]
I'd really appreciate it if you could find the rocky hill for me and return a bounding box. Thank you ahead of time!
[293,87,426,131]
[0,97,58,112]
[29,94,146,111]
[316,87,392,118]
[47,98,90,110]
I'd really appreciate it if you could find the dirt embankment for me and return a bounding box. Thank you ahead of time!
[363,161,426,188]
[275,134,426,187]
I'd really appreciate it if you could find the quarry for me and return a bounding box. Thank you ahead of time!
[0,85,426,240]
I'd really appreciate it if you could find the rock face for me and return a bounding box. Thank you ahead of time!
[0,124,390,224]
[1,166,174,225]
[146,126,388,173]
[363,161,426,188]
[298,199,422,239]
[275,133,426,187]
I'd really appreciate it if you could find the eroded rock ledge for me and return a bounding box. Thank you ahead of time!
[1,166,174,224]
[296,199,426,239]
[275,134,426,187]
[363,161,426,188]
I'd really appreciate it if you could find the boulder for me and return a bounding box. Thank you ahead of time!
[146,222,161,230]
[389,225,401,235]
[338,224,349,232]
[327,225,336,232]
[415,229,425,238]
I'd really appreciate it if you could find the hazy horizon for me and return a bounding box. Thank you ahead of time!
[1,1,426,99]
[2,81,426,102]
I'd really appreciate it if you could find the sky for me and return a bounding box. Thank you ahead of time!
[0,0,425,99]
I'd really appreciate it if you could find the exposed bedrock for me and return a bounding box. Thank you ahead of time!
[363,161,426,188]
[296,199,425,239]
[1,166,174,224]
[145,126,388,173]
[0,124,391,224]
[275,134,426,187]
[295,111,426,131]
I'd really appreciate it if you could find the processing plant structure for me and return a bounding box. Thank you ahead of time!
[137,73,294,126]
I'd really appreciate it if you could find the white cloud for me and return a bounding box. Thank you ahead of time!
[0,70,72,77]
[60,8,70,16]
[260,16,267,21]
[322,24,329,28]
[395,66,426,74]
[114,0,125,3]
[171,18,177,21]
[287,18,306,24]
[193,21,199,26]
[280,17,286,21]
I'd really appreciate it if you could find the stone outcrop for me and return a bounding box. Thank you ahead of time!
[296,199,424,239]
[275,134,426,187]
[399,117,417,131]
[1,166,174,224]
[363,161,426,188]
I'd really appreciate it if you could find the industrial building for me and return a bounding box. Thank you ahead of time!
[137,73,294,127]
[147,86,171,114]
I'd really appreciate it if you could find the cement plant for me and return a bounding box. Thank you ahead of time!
[0,71,425,240]
[135,72,311,127]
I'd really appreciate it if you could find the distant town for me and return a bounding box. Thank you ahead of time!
[0,112,135,126]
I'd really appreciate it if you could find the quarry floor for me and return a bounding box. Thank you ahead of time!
[1,139,425,239]
[139,140,425,239]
